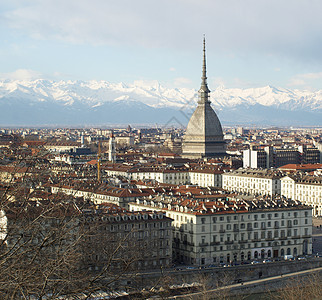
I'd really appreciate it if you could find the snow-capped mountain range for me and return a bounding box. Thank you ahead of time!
[0,79,321,126]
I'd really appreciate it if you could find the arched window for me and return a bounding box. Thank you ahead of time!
[281,248,285,257]
[261,249,265,258]
[287,248,291,255]
[254,251,258,259]
[268,250,272,257]
[293,247,297,256]
[241,252,245,261]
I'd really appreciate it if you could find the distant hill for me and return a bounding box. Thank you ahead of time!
[0,79,321,126]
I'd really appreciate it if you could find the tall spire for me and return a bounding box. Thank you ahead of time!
[198,35,210,103]
[202,36,207,86]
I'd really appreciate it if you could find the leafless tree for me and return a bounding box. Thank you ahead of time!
[0,146,159,299]
[273,272,322,300]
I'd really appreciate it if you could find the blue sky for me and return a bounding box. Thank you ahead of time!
[1,0,322,90]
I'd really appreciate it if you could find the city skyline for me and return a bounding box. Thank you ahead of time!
[1,0,322,91]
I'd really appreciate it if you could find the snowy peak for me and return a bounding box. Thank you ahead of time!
[1,79,321,111]
[211,85,322,111]
[0,79,321,126]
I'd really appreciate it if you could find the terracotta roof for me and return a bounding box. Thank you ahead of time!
[134,194,309,216]
[279,163,322,171]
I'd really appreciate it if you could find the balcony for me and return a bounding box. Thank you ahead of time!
[265,238,274,241]
[247,227,253,231]
[292,235,301,239]
[219,229,226,233]
[252,239,260,242]
[210,241,220,245]
[233,228,239,232]
[279,237,287,240]
[199,242,209,247]
[302,235,311,238]
[189,230,194,234]
[239,240,247,244]
[225,241,234,245]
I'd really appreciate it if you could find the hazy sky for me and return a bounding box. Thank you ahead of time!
[1,0,322,90]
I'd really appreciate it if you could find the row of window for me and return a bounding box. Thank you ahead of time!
[199,211,309,224]
[200,218,308,232]
[206,227,310,243]
[110,222,170,231]
[197,239,304,253]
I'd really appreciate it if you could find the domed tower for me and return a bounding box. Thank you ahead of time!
[182,38,226,159]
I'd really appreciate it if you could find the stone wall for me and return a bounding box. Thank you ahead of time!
[117,258,322,290]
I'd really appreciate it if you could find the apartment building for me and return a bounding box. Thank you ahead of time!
[104,163,224,187]
[104,164,190,185]
[2,199,172,273]
[222,169,283,196]
[130,195,312,266]
[243,148,268,169]
[43,141,81,153]
[281,175,322,216]
[243,145,321,168]
[51,184,155,208]
[189,168,222,188]
[81,204,173,272]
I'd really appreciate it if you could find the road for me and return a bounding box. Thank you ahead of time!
[168,266,322,299]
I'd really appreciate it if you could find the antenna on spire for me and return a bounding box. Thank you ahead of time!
[198,35,210,103]
[202,35,207,85]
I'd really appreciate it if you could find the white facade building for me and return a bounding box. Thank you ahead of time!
[243,148,268,169]
[51,184,154,208]
[130,196,312,266]
[222,169,283,196]
[104,164,223,188]
[104,164,190,185]
[281,175,322,216]
[189,169,222,188]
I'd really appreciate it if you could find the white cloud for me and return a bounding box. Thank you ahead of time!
[0,69,43,80]
[300,72,322,79]
[288,72,322,89]
[169,67,176,72]
[3,0,322,63]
